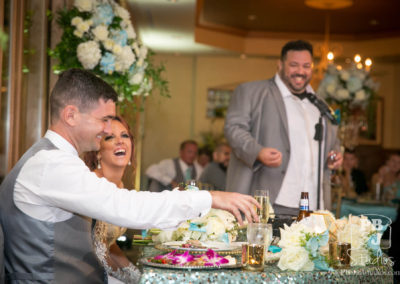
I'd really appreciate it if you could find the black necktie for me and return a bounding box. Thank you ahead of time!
[292,91,310,100]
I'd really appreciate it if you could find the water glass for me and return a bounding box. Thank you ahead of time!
[243,223,270,271]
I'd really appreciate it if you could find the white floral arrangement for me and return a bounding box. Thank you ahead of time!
[49,0,168,106]
[277,221,331,271]
[152,208,238,244]
[317,64,379,111]
[331,215,387,266]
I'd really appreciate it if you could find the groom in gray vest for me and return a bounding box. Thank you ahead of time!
[0,68,259,283]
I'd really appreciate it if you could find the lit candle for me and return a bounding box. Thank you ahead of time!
[354,54,361,63]
[327,51,334,64]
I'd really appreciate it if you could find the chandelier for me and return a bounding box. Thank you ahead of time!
[306,0,372,85]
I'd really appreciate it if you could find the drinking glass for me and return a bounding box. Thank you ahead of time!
[254,189,270,223]
[243,223,270,271]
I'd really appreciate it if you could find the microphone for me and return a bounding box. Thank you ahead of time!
[305,93,338,125]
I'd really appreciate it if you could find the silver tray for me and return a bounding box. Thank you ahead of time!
[155,241,243,255]
[139,257,242,270]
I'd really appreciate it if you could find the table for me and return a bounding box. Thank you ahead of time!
[124,245,394,284]
[340,199,398,224]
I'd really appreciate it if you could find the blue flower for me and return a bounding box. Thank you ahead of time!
[367,234,382,257]
[317,230,329,247]
[100,52,115,74]
[306,237,319,257]
[313,255,333,271]
[92,4,114,26]
[111,29,127,47]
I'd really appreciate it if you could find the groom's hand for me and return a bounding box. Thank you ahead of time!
[209,191,260,225]
[258,147,282,167]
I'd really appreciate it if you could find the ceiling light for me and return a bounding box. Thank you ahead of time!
[305,0,353,10]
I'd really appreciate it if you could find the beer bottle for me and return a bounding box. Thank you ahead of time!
[296,192,310,221]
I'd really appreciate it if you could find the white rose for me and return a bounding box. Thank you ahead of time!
[340,70,350,81]
[112,44,122,55]
[103,39,114,51]
[73,30,84,38]
[205,217,225,240]
[278,246,314,271]
[129,72,144,85]
[74,0,92,12]
[354,90,366,102]
[326,84,336,95]
[71,17,83,26]
[152,230,174,244]
[279,223,306,248]
[92,25,109,41]
[76,41,101,69]
[114,6,130,20]
[77,21,90,33]
[336,88,350,100]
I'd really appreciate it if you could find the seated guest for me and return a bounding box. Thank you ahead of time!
[371,152,400,201]
[197,147,212,168]
[146,140,203,191]
[199,143,231,191]
[84,116,139,283]
[340,148,368,198]
[0,68,259,283]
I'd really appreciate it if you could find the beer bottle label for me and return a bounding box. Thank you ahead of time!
[300,199,309,210]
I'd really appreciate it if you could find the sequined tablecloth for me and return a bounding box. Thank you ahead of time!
[125,245,394,284]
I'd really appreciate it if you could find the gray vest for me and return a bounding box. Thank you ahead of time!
[0,138,106,283]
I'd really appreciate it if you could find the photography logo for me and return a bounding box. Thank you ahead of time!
[347,214,392,265]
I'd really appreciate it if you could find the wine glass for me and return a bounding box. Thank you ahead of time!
[254,189,270,223]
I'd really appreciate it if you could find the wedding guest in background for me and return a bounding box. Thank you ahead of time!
[224,40,342,215]
[84,116,139,283]
[371,152,400,200]
[197,147,212,168]
[199,143,231,191]
[0,68,259,283]
[145,140,203,191]
[340,148,368,198]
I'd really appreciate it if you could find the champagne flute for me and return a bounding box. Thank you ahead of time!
[254,189,270,223]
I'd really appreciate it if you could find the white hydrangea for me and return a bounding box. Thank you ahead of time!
[115,45,136,72]
[354,89,367,102]
[92,25,108,41]
[103,39,114,51]
[340,70,350,81]
[125,24,136,39]
[71,16,83,26]
[73,30,84,38]
[77,41,101,69]
[112,44,123,55]
[76,20,91,34]
[74,0,93,12]
[336,88,350,100]
[129,72,144,85]
[114,5,130,20]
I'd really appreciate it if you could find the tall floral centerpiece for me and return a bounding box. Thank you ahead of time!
[317,64,379,148]
[49,0,168,110]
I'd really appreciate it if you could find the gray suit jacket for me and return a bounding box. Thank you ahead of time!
[224,78,339,210]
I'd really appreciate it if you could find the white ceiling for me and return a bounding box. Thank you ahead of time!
[127,0,231,54]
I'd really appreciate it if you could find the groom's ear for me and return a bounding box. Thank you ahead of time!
[62,105,80,127]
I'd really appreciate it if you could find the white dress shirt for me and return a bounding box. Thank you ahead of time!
[273,74,325,210]
[145,158,203,186]
[14,130,211,229]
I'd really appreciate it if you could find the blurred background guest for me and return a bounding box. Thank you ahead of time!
[145,140,203,191]
[340,148,369,198]
[197,147,212,169]
[371,152,400,201]
[199,143,231,191]
[84,116,140,284]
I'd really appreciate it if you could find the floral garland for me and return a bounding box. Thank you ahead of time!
[49,0,168,108]
[317,64,379,115]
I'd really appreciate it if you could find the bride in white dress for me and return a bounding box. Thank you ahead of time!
[84,116,140,284]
